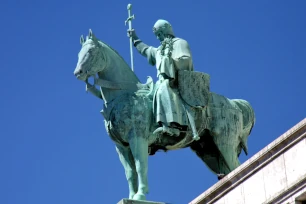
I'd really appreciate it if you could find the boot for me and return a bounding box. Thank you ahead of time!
[153,125,180,136]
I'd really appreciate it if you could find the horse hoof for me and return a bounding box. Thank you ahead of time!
[217,174,225,180]
[133,192,146,200]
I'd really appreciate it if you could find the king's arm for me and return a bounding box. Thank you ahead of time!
[172,39,194,71]
[128,29,157,66]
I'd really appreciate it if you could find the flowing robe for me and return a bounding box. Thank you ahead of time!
[145,38,194,126]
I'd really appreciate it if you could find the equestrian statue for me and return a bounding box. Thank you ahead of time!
[73,5,255,201]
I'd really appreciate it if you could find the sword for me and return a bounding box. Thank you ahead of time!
[125,3,135,71]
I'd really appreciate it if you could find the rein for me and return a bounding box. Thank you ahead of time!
[93,76,138,91]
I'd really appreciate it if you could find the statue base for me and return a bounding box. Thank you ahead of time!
[117,198,168,204]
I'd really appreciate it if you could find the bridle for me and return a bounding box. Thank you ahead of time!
[86,75,138,91]
[83,42,138,91]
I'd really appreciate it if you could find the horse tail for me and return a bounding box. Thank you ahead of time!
[232,99,256,155]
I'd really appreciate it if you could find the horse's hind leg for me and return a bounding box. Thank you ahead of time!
[219,144,241,172]
[128,133,149,201]
[115,144,138,199]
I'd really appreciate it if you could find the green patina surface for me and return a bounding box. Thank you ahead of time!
[73,9,255,201]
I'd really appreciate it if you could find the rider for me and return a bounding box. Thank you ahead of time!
[128,19,194,136]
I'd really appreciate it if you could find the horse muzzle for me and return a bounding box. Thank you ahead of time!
[74,65,87,81]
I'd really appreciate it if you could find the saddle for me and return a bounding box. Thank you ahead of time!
[136,76,155,99]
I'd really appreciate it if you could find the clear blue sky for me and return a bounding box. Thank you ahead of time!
[1,1,305,204]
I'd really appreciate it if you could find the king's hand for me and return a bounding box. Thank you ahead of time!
[127,29,138,40]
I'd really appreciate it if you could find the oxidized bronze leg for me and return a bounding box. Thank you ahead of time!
[115,144,138,199]
[129,134,149,200]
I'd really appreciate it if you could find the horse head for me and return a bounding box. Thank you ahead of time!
[74,29,106,81]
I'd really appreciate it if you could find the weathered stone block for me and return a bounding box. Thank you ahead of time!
[262,154,288,200]
[223,185,245,204]
[284,138,306,187]
[242,170,266,204]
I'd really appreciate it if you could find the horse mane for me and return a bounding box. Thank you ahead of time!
[96,39,141,84]
[98,40,131,70]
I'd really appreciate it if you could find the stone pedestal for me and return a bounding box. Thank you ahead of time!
[117,198,168,204]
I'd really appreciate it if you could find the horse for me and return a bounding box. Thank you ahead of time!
[73,29,255,201]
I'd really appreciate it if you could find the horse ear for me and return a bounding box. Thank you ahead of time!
[89,29,98,42]
[80,35,85,45]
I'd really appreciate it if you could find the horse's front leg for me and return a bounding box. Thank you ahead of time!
[128,133,149,201]
[115,144,138,199]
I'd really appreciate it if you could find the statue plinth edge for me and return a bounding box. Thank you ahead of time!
[117,198,170,204]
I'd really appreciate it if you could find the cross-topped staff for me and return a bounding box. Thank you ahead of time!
[125,4,135,71]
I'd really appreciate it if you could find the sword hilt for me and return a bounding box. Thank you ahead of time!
[125,4,135,27]
[125,15,135,26]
